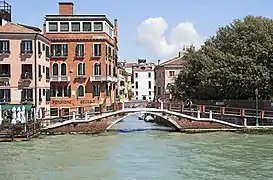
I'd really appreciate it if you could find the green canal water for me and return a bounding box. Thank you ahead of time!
[1,115,273,180]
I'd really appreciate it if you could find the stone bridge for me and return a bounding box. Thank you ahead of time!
[42,107,244,135]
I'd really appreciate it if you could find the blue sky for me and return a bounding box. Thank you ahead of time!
[7,0,273,62]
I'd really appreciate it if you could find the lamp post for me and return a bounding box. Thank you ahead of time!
[255,88,259,126]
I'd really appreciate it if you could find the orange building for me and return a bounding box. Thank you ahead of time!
[44,2,118,117]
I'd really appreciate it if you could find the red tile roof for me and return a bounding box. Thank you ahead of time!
[160,56,185,66]
[0,22,41,33]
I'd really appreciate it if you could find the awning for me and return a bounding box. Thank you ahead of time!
[0,104,32,111]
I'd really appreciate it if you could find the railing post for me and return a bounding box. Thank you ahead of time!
[209,110,213,119]
[0,105,3,125]
[197,110,200,119]
[244,118,247,127]
[122,102,125,110]
[85,112,88,121]
[72,111,76,121]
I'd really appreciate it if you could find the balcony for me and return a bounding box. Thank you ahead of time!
[0,98,10,104]
[90,75,118,83]
[0,50,10,56]
[21,97,33,104]
[50,75,70,82]
[0,73,10,80]
[21,50,33,56]
[21,72,33,81]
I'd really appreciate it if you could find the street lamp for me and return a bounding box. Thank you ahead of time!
[255,88,259,126]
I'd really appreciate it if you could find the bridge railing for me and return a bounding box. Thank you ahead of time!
[167,102,273,126]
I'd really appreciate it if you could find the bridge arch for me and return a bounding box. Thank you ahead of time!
[106,111,182,131]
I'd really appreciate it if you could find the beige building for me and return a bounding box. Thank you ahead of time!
[117,64,132,102]
[155,52,184,101]
[0,2,50,116]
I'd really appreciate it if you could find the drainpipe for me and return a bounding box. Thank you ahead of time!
[34,34,38,120]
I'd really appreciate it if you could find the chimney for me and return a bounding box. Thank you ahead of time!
[114,19,118,38]
[59,2,74,15]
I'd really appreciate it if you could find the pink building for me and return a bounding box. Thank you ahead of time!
[0,2,50,116]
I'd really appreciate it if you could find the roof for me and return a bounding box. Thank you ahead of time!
[0,22,41,33]
[160,56,185,66]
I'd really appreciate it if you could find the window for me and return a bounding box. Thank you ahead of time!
[22,89,33,101]
[120,81,125,86]
[0,89,10,102]
[108,64,111,75]
[135,73,138,78]
[61,63,67,76]
[148,72,151,78]
[136,97,138,100]
[93,85,100,96]
[52,63,58,76]
[21,40,32,53]
[50,108,58,117]
[105,64,108,75]
[113,66,116,76]
[77,85,84,97]
[135,91,138,96]
[77,63,85,76]
[169,71,175,77]
[43,89,45,96]
[38,41,41,54]
[76,44,84,57]
[51,44,68,57]
[38,65,42,78]
[49,22,58,32]
[148,81,151,89]
[94,22,103,31]
[46,67,50,79]
[0,40,10,53]
[93,44,101,57]
[72,22,80,31]
[46,89,50,101]
[83,22,92,31]
[158,87,161,95]
[63,108,70,116]
[135,81,138,89]
[39,89,42,101]
[60,22,69,32]
[108,46,111,57]
[42,44,45,51]
[50,86,71,97]
[45,46,50,58]
[106,85,109,96]
[94,63,101,75]
[21,64,32,79]
[0,64,10,77]
[149,91,152,96]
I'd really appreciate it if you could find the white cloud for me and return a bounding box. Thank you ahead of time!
[136,17,203,58]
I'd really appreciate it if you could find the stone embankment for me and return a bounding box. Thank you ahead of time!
[43,115,121,135]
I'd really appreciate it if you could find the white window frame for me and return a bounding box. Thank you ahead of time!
[77,84,85,98]
[93,21,104,32]
[60,62,67,76]
[52,63,59,76]
[77,62,85,76]
[93,43,101,57]
[94,62,101,76]
[76,43,85,57]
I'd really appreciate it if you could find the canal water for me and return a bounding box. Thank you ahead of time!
[1,115,273,180]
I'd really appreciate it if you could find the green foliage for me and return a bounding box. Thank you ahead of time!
[173,16,273,100]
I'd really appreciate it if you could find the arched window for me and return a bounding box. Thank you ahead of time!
[120,81,125,86]
[77,85,84,97]
[94,63,101,75]
[61,63,67,76]
[52,63,58,76]
[77,63,85,76]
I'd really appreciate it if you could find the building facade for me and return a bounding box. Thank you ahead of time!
[44,2,118,116]
[117,64,133,102]
[0,1,51,116]
[154,52,184,101]
[132,60,155,101]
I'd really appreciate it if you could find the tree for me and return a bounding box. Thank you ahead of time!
[173,16,273,100]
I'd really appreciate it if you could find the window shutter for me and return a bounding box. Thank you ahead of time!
[30,41,33,52]
[20,41,24,53]
[7,41,10,52]
[75,44,78,56]
[83,63,85,75]
[68,86,71,97]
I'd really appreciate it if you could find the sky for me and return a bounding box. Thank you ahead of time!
[6,0,273,62]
